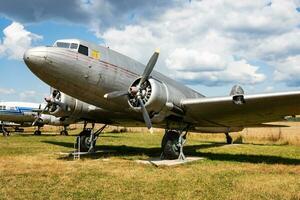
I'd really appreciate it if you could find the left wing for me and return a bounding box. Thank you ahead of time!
[181,91,300,127]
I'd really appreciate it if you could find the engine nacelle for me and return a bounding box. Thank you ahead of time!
[48,89,89,118]
[128,78,168,115]
[39,114,67,126]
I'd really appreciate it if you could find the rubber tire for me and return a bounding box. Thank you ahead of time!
[60,130,69,136]
[3,128,10,136]
[34,130,41,135]
[76,130,96,152]
[226,135,233,144]
[161,131,180,160]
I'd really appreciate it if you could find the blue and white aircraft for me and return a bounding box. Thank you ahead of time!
[0,101,69,136]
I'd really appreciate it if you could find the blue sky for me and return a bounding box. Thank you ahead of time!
[0,0,300,102]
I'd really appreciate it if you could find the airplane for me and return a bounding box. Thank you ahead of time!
[0,101,75,136]
[23,38,300,160]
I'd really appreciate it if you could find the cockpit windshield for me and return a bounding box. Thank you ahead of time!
[56,42,70,48]
[54,41,79,50]
[53,40,90,56]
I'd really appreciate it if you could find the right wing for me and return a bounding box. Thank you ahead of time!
[181,91,300,127]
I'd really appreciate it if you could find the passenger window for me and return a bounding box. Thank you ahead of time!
[78,45,89,56]
[70,43,78,49]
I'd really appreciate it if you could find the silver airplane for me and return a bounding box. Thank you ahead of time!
[23,39,300,159]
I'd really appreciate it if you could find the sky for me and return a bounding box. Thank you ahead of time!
[0,0,300,102]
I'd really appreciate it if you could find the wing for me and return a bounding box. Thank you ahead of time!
[181,91,300,127]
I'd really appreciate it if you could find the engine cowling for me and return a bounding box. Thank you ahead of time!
[128,78,168,116]
[39,114,65,126]
[47,89,89,118]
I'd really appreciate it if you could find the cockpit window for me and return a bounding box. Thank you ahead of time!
[70,43,78,49]
[56,42,70,48]
[78,45,89,56]
[0,105,6,110]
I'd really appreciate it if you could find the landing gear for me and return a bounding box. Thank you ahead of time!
[1,125,10,136]
[76,123,107,152]
[225,132,233,144]
[60,126,68,136]
[34,126,42,135]
[161,128,188,160]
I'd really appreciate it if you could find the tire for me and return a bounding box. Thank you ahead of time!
[226,135,233,144]
[60,130,68,136]
[76,130,96,152]
[161,131,180,160]
[34,130,41,135]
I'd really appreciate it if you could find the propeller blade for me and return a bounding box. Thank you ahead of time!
[138,98,153,133]
[104,91,129,99]
[32,103,50,126]
[139,49,160,86]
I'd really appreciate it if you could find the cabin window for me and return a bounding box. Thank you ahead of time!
[78,45,89,56]
[70,43,78,49]
[56,42,70,48]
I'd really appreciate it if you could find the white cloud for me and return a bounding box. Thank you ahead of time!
[19,90,37,101]
[265,86,274,92]
[100,0,289,86]
[166,48,226,72]
[0,22,42,60]
[173,59,265,86]
[273,55,300,86]
[0,88,15,95]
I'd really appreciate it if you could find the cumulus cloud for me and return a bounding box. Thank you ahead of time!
[0,88,15,95]
[19,90,37,101]
[0,0,176,31]
[273,55,300,86]
[172,59,265,86]
[98,0,300,87]
[166,48,226,72]
[0,22,42,59]
[0,0,89,24]
[0,0,299,87]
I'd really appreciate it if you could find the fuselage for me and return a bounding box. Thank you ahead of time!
[24,39,204,128]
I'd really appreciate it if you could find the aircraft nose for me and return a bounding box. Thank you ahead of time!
[23,47,48,71]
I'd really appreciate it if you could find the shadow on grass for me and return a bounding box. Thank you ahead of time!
[42,140,300,165]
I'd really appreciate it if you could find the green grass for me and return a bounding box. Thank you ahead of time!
[0,132,299,200]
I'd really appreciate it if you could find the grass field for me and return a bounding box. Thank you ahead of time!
[0,131,299,200]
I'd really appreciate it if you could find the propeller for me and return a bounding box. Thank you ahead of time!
[32,89,62,126]
[32,103,49,126]
[104,49,160,133]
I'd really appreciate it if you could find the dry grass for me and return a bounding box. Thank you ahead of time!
[0,130,299,200]
[188,122,300,146]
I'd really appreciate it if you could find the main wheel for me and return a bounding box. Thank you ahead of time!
[76,129,96,152]
[60,130,69,136]
[226,134,233,144]
[34,130,41,135]
[161,131,180,160]
[2,128,10,136]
